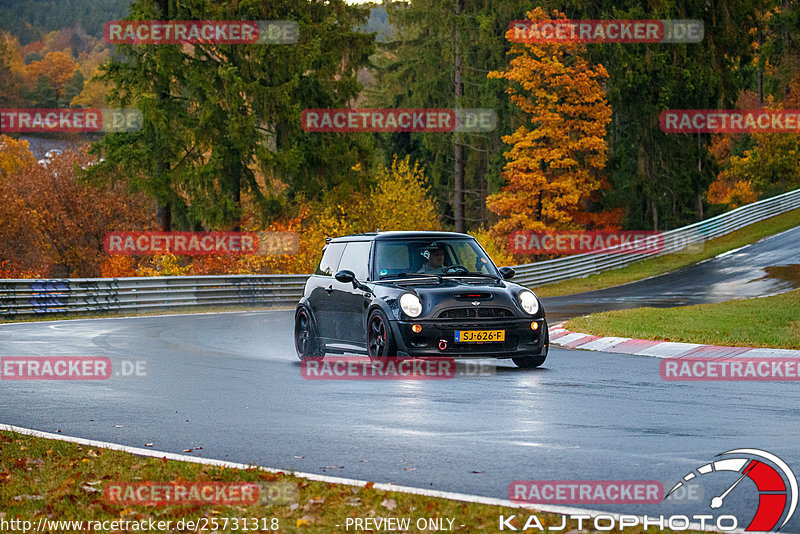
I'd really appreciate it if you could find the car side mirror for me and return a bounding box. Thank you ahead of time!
[499,266,515,280]
[335,270,356,284]
[335,269,373,293]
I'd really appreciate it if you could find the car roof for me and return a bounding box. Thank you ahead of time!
[327,231,474,243]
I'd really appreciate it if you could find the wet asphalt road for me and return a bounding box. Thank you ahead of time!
[1,225,798,530]
[543,225,799,321]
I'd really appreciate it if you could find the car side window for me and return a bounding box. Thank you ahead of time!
[375,243,411,276]
[453,241,487,273]
[337,241,371,280]
[315,242,346,276]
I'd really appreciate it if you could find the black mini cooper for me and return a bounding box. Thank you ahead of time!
[293,231,548,368]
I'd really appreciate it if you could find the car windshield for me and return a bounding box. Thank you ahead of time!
[374,238,500,279]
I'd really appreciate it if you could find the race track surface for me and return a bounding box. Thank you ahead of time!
[1,225,799,529]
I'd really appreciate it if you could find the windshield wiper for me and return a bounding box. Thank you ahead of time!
[440,272,501,281]
[379,272,440,280]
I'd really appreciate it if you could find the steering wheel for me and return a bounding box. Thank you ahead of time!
[442,264,469,274]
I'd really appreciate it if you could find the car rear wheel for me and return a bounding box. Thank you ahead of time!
[295,307,323,360]
[512,328,548,369]
[367,309,396,366]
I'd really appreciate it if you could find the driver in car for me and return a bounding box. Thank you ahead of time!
[417,242,446,274]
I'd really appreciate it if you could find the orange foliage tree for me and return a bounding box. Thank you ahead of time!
[0,136,36,178]
[0,143,154,277]
[0,32,25,106]
[707,87,800,207]
[486,8,613,239]
[70,48,112,107]
[23,51,78,97]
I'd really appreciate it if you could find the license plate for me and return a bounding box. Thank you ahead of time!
[455,330,505,343]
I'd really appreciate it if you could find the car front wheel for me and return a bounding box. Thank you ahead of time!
[295,307,323,360]
[367,309,396,366]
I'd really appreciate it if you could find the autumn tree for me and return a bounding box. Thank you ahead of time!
[88,0,375,234]
[0,145,153,277]
[359,155,441,232]
[486,8,613,238]
[254,155,442,274]
[707,0,800,207]
[23,51,78,98]
[707,88,800,206]
[371,0,530,232]
[0,136,37,178]
[70,48,111,107]
[0,33,24,106]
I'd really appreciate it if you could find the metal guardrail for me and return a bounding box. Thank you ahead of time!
[0,275,309,318]
[511,188,800,286]
[1,189,798,318]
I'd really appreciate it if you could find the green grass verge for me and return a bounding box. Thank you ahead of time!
[565,289,800,349]
[0,430,701,533]
[533,207,800,297]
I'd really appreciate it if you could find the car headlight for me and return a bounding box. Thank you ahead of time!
[518,290,539,315]
[399,293,422,318]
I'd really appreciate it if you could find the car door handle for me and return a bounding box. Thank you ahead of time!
[325,285,334,294]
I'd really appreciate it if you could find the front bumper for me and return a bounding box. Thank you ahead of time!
[389,317,547,358]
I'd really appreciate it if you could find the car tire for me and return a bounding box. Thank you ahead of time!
[295,307,324,360]
[367,309,396,366]
[512,327,549,369]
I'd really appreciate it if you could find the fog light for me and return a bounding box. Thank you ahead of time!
[531,322,539,330]
[412,324,422,333]
[438,340,448,350]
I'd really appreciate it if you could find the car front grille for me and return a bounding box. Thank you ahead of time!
[437,307,514,319]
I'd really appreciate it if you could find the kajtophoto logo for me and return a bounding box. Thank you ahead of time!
[666,448,798,532]
[500,450,796,532]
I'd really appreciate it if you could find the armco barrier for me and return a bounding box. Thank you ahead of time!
[0,189,798,318]
[0,275,309,318]
[511,188,800,286]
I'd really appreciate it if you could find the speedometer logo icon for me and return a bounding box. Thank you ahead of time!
[666,449,798,531]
